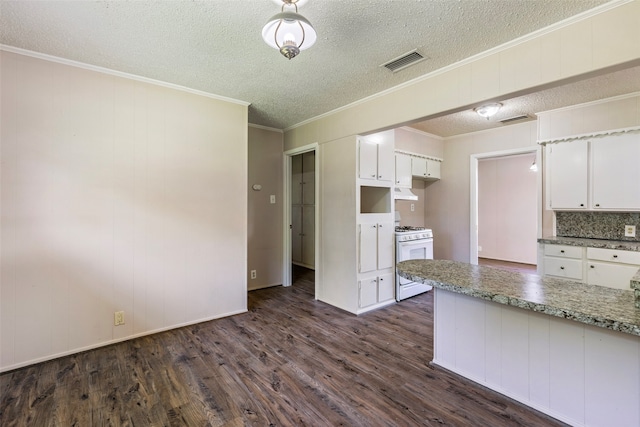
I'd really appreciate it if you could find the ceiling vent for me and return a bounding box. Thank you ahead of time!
[381,50,426,73]
[499,114,532,124]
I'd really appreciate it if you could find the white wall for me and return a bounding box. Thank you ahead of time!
[0,51,248,371]
[478,154,537,264]
[426,121,540,261]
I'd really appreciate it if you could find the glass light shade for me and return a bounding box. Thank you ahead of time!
[529,160,538,172]
[262,12,317,52]
[474,103,502,118]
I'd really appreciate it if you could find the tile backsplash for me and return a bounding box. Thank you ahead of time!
[556,212,640,242]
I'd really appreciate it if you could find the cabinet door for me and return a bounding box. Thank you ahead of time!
[359,276,378,308]
[426,159,441,179]
[548,141,588,209]
[359,140,378,180]
[411,157,427,178]
[377,222,394,270]
[359,223,378,273]
[395,154,412,188]
[591,133,640,210]
[377,138,395,182]
[378,272,395,302]
[587,262,638,290]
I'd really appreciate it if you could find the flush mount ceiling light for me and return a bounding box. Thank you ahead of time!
[474,103,503,120]
[262,0,317,60]
[529,159,538,172]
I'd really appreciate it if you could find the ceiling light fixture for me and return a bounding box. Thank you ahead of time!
[262,0,317,60]
[474,103,503,120]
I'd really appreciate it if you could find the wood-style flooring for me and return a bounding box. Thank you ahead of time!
[478,258,537,275]
[1,268,565,426]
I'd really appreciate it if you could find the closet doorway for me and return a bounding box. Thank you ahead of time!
[291,151,316,271]
[283,144,318,294]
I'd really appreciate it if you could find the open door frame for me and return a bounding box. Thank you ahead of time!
[283,143,319,296]
[469,145,542,265]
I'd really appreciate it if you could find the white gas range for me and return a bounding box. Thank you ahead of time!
[395,225,434,301]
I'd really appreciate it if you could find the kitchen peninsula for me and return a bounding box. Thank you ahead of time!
[397,259,640,427]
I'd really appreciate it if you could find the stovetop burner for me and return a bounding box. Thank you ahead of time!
[395,226,427,232]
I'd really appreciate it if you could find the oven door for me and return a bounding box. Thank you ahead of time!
[397,238,433,287]
[397,238,433,262]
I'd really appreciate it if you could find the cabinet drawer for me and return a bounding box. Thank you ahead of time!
[587,247,640,265]
[544,244,583,259]
[544,257,583,280]
[587,261,640,290]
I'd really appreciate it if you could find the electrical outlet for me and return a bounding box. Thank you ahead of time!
[250,270,257,279]
[478,246,483,252]
[625,225,636,237]
[410,203,415,212]
[114,311,125,326]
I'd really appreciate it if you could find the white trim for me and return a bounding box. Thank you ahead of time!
[284,0,631,132]
[470,146,540,265]
[536,91,640,116]
[248,123,284,133]
[0,308,247,374]
[394,149,443,163]
[1,44,251,107]
[537,125,640,145]
[398,126,446,141]
[283,143,320,299]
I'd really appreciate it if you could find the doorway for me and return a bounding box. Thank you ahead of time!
[470,146,542,266]
[283,144,319,297]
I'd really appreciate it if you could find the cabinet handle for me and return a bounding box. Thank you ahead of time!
[613,254,618,258]
[560,250,565,253]
[595,204,600,207]
[590,265,595,268]
[378,175,382,178]
[379,224,383,228]
[580,203,584,207]
[371,174,376,178]
[372,225,377,228]
[379,278,384,281]
[560,266,565,270]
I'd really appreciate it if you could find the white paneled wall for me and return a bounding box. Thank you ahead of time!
[434,290,640,427]
[0,51,248,371]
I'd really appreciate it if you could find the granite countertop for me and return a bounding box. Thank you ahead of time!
[397,259,640,336]
[538,236,640,252]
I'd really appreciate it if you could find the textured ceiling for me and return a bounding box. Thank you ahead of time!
[0,0,623,132]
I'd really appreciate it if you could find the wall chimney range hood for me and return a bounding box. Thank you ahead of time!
[394,187,418,201]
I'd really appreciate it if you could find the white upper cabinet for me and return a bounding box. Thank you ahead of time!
[411,157,441,180]
[591,133,640,210]
[358,135,394,183]
[395,153,412,188]
[547,140,588,209]
[547,132,640,211]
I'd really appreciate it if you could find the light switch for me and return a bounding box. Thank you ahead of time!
[270,195,276,204]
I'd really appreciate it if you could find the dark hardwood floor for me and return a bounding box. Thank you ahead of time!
[478,258,537,275]
[1,270,565,426]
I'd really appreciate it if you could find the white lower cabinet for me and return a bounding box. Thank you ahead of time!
[543,244,640,290]
[543,244,584,281]
[586,247,640,290]
[359,272,394,308]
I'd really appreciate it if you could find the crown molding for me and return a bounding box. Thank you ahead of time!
[398,126,445,140]
[536,91,640,116]
[248,123,284,133]
[0,44,251,107]
[284,0,632,133]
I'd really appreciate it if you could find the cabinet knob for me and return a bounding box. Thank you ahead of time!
[590,265,595,268]
[560,250,565,253]
[371,174,376,178]
[378,175,382,178]
[613,254,618,258]
[380,278,384,281]
[595,204,600,207]
[580,203,584,207]
[379,224,383,228]
[560,266,565,270]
